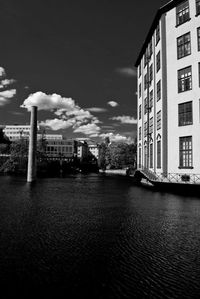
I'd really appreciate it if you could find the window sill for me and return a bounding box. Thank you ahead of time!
[178,123,193,127]
[177,53,191,60]
[195,13,200,17]
[178,89,192,94]
[178,166,193,169]
[175,18,191,27]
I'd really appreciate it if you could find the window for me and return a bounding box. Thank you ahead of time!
[144,51,148,67]
[178,101,192,126]
[178,66,192,92]
[196,0,200,15]
[179,136,192,168]
[138,63,141,77]
[157,110,161,130]
[150,143,153,168]
[144,122,147,138]
[149,39,153,57]
[149,63,153,83]
[156,51,160,72]
[139,83,141,98]
[157,140,161,168]
[156,23,160,45]
[144,146,147,168]
[177,32,191,59]
[139,147,141,168]
[150,90,153,111]
[176,1,190,26]
[150,117,153,134]
[197,27,200,51]
[199,63,200,86]
[139,127,141,140]
[139,104,141,119]
[157,80,161,101]
[144,74,147,90]
[144,98,147,114]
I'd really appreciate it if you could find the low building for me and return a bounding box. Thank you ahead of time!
[45,139,76,160]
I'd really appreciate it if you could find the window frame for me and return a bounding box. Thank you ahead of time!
[196,0,200,16]
[157,110,161,130]
[179,136,193,168]
[178,101,193,126]
[156,51,161,72]
[178,66,192,93]
[177,32,191,59]
[157,140,161,169]
[157,80,161,101]
[176,1,190,26]
[197,27,200,51]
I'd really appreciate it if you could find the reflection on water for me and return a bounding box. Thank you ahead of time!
[0,174,200,298]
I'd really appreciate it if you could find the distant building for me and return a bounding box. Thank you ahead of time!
[76,141,88,161]
[3,125,39,140]
[135,0,200,179]
[45,139,76,160]
[87,141,99,160]
[3,125,63,141]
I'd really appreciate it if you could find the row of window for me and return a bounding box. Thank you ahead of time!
[139,63,200,106]
[139,135,193,170]
[138,1,200,77]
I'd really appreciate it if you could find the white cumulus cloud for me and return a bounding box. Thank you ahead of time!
[87,107,107,113]
[110,115,137,124]
[74,123,101,136]
[21,91,76,111]
[0,67,6,77]
[40,118,74,130]
[0,89,16,106]
[100,132,133,143]
[107,101,118,107]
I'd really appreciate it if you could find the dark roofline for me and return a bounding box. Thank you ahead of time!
[135,0,185,67]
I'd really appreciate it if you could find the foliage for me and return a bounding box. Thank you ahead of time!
[98,140,137,170]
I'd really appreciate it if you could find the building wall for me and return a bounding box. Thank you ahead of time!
[137,0,200,175]
[166,0,200,174]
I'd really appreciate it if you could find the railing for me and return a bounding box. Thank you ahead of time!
[138,166,200,185]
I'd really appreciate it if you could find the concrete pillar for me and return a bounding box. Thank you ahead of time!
[27,106,37,182]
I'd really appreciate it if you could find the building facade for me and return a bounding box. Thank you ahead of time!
[135,0,200,178]
[45,139,76,160]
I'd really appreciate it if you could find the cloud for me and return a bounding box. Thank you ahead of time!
[21,91,76,111]
[74,123,101,136]
[100,132,133,143]
[1,79,16,87]
[87,107,107,113]
[110,115,137,124]
[0,67,6,77]
[0,89,16,106]
[40,118,74,130]
[107,101,118,107]
[116,67,137,77]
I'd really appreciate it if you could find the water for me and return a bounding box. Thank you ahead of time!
[0,174,200,299]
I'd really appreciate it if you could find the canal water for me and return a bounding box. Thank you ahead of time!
[0,174,200,299]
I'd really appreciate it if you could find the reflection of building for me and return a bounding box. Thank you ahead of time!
[45,139,76,160]
[135,0,200,178]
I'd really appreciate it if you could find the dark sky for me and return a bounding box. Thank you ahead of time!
[0,0,168,142]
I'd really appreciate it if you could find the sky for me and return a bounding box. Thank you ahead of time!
[0,0,168,143]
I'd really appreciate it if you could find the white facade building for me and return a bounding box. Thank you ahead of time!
[135,0,200,179]
[3,125,63,141]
